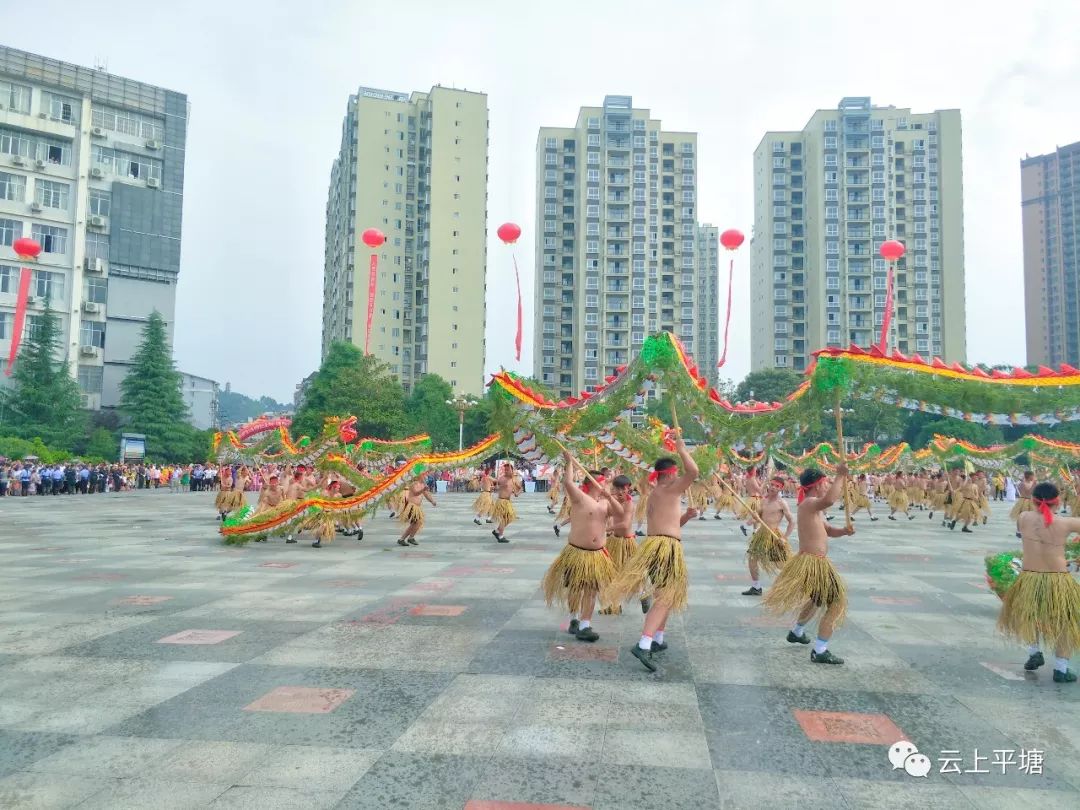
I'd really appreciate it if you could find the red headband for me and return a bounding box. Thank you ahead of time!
[582,475,605,493]
[1033,496,1058,527]
[648,467,678,484]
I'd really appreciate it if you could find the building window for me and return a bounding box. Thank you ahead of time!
[77,365,104,394]
[85,276,108,304]
[88,189,111,217]
[43,92,80,124]
[0,171,25,202]
[32,224,68,254]
[35,179,70,211]
[32,269,65,300]
[91,105,164,141]
[91,145,161,183]
[86,232,109,261]
[80,320,106,348]
[0,217,21,246]
[0,80,31,114]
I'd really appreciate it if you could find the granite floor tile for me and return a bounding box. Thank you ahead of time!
[76,777,230,810]
[335,752,489,809]
[593,763,721,810]
[232,744,382,790]
[470,758,603,808]
[208,784,346,808]
[0,770,111,809]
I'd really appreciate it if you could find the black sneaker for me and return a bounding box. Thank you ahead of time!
[1015,532,1022,539]
[740,525,748,537]
[575,627,599,642]
[1024,651,1045,671]
[811,649,844,665]
[741,586,762,596]
[635,529,645,537]
[651,640,668,652]
[1053,669,1077,683]
[311,541,322,548]
[553,524,561,537]
[870,517,879,521]
[786,631,811,645]
[908,515,916,520]
[485,518,493,524]
[389,512,397,519]
[928,512,934,520]
[962,527,973,533]
[641,596,653,614]
[497,536,510,543]
[473,518,482,525]
[888,515,897,521]
[397,538,408,546]
[492,529,502,542]
[698,515,706,521]
[356,528,364,541]
[630,645,657,672]
[568,619,580,635]
[407,538,419,545]
[713,514,723,520]
[286,536,296,544]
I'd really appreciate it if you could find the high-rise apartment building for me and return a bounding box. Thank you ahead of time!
[1022,141,1080,366]
[322,85,488,396]
[533,96,698,400]
[751,97,965,372]
[694,224,720,385]
[0,46,189,410]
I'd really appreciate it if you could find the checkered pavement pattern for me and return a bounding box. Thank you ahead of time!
[0,490,1077,808]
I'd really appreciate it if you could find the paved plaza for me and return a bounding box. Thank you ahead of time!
[0,490,1078,809]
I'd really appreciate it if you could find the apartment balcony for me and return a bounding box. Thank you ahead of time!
[847,227,871,238]
[606,298,629,312]
[607,207,630,221]
[607,157,630,168]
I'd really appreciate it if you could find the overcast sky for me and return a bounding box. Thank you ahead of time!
[13,0,1080,400]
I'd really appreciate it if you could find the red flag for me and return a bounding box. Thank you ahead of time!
[4,267,32,376]
[718,257,734,368]
[513,254,522,362]
[364,254,378,355]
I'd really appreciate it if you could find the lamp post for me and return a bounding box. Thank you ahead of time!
[446,394,477,452]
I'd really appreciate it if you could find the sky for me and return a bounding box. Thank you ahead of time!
[12,0,1080,401]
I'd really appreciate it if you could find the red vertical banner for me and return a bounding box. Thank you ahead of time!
[5,267,33,376]
[364,254,378,355]
[717,257,734,368]
[878,265,894,352]
[513,255,522,362]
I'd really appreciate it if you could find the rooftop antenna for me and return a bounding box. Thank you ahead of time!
[93,56,108,72]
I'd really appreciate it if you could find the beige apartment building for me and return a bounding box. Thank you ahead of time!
[750,97,966,372]
[1022,141,1080,367]
[533,96,699,400]
[322,85,488,396]
[695,223,720,386]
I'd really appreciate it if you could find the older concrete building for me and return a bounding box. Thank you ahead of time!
[0,45,189,410]
[1022,140,1080,366]
[533,95,698,400]
[322,85,488,396]
[751,97,965,372]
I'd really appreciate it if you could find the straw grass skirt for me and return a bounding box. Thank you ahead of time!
[954,498,980,524]
[763,553,847,626]
[688,484,709,510]
[997,571,1080,656]
[736,496,763,521]
[542,544,617,613]
[491,497,517,526]
[215,489,244,512]
[605,534,638,571]
[472,490,494,517]
[1010,497,1033,521]
[399,502,425,528]
[888,490,909,513]
[746,525,790,575]
[603,535,688,612]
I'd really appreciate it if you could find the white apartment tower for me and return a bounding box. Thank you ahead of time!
[751,97,965,372]
[534,96,698,400]
[322,85,488,396]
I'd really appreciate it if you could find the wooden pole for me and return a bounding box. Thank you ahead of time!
[835,392,853,529]
[714,473,785,544]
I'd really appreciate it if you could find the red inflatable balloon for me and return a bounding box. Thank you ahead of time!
[12,237,41,259]
[361,228,385,248]
[720,229,744,250]
[497,222,521,245]
[879,239,905,261]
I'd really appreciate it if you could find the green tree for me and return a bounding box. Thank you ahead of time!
[218,389,290,424]
[1,297,85,448]
[406,374,459,450]
[734,368,803,404]
[292,342,406,439]
[85,427,117,460]
[912,418,1004,449]
[118,310,196,461]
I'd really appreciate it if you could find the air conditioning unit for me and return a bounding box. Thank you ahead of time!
[11,155,25,166]
[28,296,43,308]
[146,177,160,189]
[38,111,48,119]
[145,139,160,150]
[90,127,106,138]
[84,257,105,274]
[79,345,100,358]
[35,159,45,169]
[90,167,104,179]
[89,215,106,228]
[30,201,42,213]
[82,301,101,314]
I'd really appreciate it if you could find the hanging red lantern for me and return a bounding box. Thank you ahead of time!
[13,237,41,259]
[719,229,744,250]
[361,228,385,248]
[879,240,905,261]
[497,222,521,244]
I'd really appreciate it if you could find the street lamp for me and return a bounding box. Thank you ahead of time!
[446,393,478,451]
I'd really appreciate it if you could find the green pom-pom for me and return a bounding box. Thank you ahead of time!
[984,551,1021,598]
[413,463,427,475]
[298,437,311,448]
[812,356,853,396]
[360,440,374,451]
[222,505,255,528]
[640,334,677,368]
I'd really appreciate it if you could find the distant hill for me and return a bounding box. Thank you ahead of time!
[219,389,291,425]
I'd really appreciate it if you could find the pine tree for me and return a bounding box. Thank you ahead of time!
[118,310,193,460]
[2,296,85,448]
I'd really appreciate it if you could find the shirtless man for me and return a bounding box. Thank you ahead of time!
[848,473,878,521]
[1011,471,1036,539]
[763,465,854,665]
[248,474,287,544]
[742,476,794,596]
[547,467,562,515]
[542,452,623,641]
[491,462,518,543]
[998,482,1080,683]
[949,474,981,533]
[599,474,650,615]
[472,468,495,525]
[738,467,764,535]
[606,432,698,672]
[398,477,437,546]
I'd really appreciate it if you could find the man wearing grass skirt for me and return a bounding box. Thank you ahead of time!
[763,464,854,665]
[999,481,1080,683]
[542,451,623,643]
[741,476,793,597]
